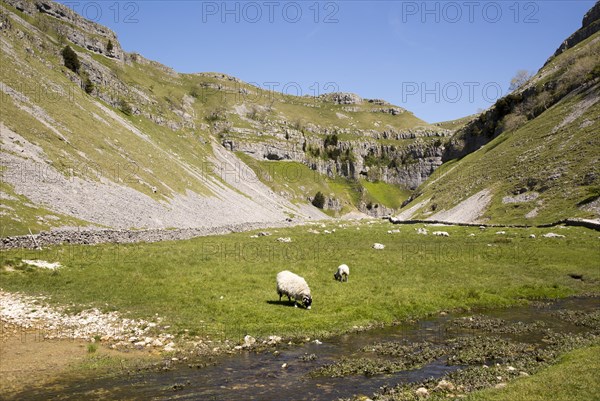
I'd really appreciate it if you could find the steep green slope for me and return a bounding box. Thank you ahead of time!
[398,16,600,224]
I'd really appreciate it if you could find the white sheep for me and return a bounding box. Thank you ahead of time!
[334,264,350,282]
[276,271,312,309]
[433,231,449,237]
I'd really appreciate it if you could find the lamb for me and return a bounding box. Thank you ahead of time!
[334,264,350,282]
[276,271,312,309]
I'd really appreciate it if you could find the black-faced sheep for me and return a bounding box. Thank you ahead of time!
[276,270,312,309]
[334,264,349,282]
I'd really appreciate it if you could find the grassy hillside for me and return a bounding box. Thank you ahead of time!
[0,0,427,233]
[399,31,600,224]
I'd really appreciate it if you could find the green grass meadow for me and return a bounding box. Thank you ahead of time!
[464,346,600,401]
[1,222,598,341]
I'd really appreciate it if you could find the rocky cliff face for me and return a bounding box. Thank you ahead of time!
[4,0,124,59]
[552,1,600,58]
[221,94,451,190]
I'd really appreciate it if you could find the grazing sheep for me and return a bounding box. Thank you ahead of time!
[372,243,385,249]
[276,271,312,309]
[334,264,350,282]
[432,231,449,237]
[416,227,428,235]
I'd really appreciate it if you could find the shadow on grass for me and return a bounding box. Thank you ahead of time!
[266,300,297,308]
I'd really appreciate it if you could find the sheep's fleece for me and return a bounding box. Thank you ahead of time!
[334,264,349,282]
[276,270,312,309]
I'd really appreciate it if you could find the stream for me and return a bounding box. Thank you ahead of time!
[7,297,599,400]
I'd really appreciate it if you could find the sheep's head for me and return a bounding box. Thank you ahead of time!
[334,272,341,281]
[302,295,312,310]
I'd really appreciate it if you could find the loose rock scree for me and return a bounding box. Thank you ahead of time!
[276,270,312,309]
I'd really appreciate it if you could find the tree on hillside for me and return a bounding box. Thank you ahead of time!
[106,39,114,54]
[83,77,94,94]
[509,70,532,91]
[61,45,80,73]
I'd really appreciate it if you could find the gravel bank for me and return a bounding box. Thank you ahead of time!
[0,290,176,351]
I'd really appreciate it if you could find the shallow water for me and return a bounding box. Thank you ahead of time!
[8,297,599,400]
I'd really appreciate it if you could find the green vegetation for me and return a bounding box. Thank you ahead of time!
[117,98,133,116]
[83,76,94,94]
[61,45,80,73]
[234,155,354,215]
[465,346,600,401]
[361,179,411,209]
[434,114,478,131]
[1,223,598,340]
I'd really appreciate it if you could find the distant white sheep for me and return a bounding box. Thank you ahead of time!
[416,228,428,235]
[276,271,312,309]
[334,264,350,282]
[433,231,449,237]
[372,243,385,250]
[496,231,506,235]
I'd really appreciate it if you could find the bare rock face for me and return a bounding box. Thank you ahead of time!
[4,0,124,60]
[325,196,342,212]
[553,1,600,57]
[321,92,363,105]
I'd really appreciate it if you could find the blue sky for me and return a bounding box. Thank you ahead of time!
[60,1,596,122]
